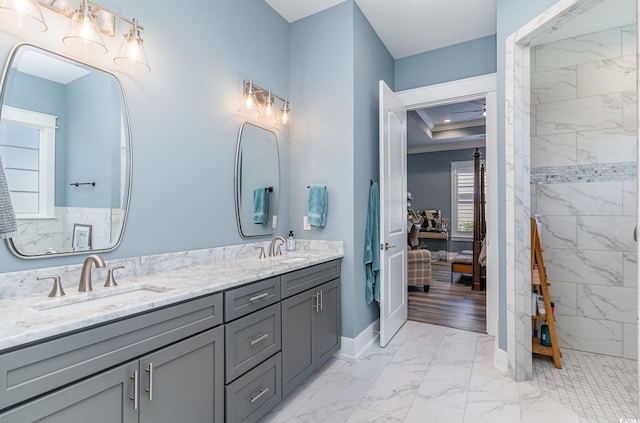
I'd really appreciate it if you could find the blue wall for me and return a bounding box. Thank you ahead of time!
[395,35,497,91]
[353,3,394,336]
[289,1,396,339]
[0,0,291,271]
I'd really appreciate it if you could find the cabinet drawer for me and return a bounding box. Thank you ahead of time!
[225,303,281,383]
[225,277,280,322]
[225,352,281,423]
[281,260,341,299]
[0,293,223,411]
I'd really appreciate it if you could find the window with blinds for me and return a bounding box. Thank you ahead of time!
[0,106,56,219]
[450,160,485,238]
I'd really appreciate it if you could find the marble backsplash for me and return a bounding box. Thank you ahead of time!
[531,24,638,359]
[0,240,343,300]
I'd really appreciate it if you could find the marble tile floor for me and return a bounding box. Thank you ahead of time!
[261,320,638,423]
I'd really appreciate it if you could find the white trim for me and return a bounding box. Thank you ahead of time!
[397,74,497,110]
[493,338,508,375]
[1,106,57,219]
[334,319,379,362]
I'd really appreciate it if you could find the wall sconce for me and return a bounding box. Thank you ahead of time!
[239,80,290,127]
[0,0,150,72]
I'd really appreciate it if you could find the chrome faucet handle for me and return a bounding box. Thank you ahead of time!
[255,246,266,259]
[276,245,283,256]
[38,275,65,297]
[104,265,125,287]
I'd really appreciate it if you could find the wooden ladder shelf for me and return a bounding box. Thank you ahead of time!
[531,218,562,369]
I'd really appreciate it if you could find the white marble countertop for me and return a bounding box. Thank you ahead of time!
[0,250,342,352]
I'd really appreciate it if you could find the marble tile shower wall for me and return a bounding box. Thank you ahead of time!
[530,25,638,359]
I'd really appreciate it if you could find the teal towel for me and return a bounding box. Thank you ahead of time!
[307,185,327,227]
[364,182,380,304]
[253,187,269,224]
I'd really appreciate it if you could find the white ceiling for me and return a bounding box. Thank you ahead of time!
[16,50,89,85]
[265,0,497,59]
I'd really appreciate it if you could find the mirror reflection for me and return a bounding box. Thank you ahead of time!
[235,122,279,238]
[0,44,131,258]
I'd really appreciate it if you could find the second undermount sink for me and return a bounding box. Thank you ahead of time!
[270,256,307,264]
[31,284,172,311]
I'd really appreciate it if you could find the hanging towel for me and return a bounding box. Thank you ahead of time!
[307,185,327,227]
[364,182,380,304]
[253,187,269,224]
[0,154,16,239]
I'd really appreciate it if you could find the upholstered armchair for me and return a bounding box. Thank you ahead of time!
[408,249,432,292]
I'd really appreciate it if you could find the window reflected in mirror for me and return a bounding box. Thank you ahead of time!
[0,44,132,258]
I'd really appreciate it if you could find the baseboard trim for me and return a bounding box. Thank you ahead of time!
[493,343,508,375]
[334,319,380,362]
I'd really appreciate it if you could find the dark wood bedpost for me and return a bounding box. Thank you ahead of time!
[472,149,483,291]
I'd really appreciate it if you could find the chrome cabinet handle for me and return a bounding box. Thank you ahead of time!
[145,363,153,401]
[249,333,269,346]
[250,387,270,403]
[249,292,269,302]
[312,293,319,312]
[319,290,323,311]
[634,225,638,242]
[130,370,139,410]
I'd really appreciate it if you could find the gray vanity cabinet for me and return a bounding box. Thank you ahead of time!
[281,278,341,397]
[138,326,224,423]
[0,361,139,423]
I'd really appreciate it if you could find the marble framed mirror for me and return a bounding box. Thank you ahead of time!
[0,44,132,259]
[235,122,279,238]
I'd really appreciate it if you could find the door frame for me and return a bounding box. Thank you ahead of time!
[395,73,500,364]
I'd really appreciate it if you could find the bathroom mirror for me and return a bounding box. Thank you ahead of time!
[0,44,132,258]
[235,122,279,238]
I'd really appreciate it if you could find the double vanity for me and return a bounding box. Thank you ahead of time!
[0,243,343,422]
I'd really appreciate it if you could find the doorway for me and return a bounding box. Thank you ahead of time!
[392,73,500,359]
[406,98,488,333]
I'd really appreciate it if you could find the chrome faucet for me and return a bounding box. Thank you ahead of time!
[269,236,286,257]
[78,255,106,292]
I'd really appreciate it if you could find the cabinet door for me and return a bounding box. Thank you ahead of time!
[138,326,224,423]
[0,361,138,423]
[315,279,341,366]
[281,288,316,397]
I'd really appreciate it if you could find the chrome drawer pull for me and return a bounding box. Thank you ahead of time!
[250,387,270,403]
[249,292,269,302]
[145,363,154,401]
[130,370,139,410]
[249,333,269,346]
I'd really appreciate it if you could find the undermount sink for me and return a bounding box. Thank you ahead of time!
[270,256,307,264]
[31,284,172,311]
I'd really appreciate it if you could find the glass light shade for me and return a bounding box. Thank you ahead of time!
[280,101,290,125]
[238,83,260,120]
[63,7,107,55]
[114,31,150,72]
[0,0,46,31]
[259,93,278,126]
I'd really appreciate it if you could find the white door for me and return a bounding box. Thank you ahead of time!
[379,80,408,347]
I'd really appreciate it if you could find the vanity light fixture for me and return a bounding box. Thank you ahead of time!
[239,80,290,127]
[0,0,47,31]
[0,0,151,71]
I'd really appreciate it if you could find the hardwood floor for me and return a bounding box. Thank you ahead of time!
[408,261,487,333]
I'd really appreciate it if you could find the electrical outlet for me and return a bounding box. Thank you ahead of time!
[272,215,277,229]
[303,216,311,230]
